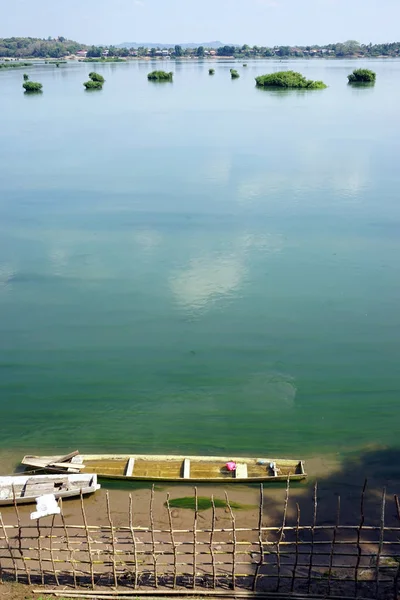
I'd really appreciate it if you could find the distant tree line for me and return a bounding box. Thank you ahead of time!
[1,37,400,59]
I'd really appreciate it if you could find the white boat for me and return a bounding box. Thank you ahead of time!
[0,473,100,506]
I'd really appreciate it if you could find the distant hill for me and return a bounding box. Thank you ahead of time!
[116,41,225,49]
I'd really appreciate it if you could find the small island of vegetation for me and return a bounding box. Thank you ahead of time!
[23,80,42,93]
[23,73,29,80]
[230,68,240,79]
[255,70,327,89]
[147,70,173,81]
[0,61,31,70]
[209,68,215,75]
[83,71,105,90]
[347,68,376,83]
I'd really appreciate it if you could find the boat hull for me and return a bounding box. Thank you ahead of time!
[21,454,306,483]
[0,474,100,506]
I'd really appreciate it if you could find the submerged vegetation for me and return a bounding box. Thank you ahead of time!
[0,61,31,69]
[147,70,173,81]
[255,70,327,89]
[348,68,376,83]
[230,68,240,79]
[82,57,124,63]
[22,80,42,92]
[165,497,254,511]
[83,71,105,90]
[209,68,215,75]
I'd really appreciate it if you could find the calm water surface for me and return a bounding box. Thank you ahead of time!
[0,59,399,466]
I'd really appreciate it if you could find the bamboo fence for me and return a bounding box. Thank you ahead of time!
[0,481,399,599]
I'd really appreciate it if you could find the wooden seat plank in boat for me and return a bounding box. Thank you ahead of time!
[125,458,135,477]
[182,459,190,479]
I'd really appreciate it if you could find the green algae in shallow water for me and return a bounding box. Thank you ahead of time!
[166,497,254,511]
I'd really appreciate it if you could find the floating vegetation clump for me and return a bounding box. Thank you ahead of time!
[230,68,240,79]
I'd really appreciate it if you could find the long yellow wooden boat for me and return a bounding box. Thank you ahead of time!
[21,451,306,483]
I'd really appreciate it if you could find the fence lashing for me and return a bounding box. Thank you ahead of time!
[307,481,318,593]
[166,493,177,588]
[224,491,236,590]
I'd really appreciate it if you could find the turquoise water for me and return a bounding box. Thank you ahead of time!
[0,59,399,461]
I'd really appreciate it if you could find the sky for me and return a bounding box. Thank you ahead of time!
[0,0,398,46]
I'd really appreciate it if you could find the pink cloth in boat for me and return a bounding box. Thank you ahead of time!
[226,461,237,471]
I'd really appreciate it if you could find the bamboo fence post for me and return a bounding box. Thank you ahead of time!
[12,484,31,584]
[210,495,217,589]
[307,481,318,593]
[106,491,118,588]
[59,497,77,588]
[276,476,290,592]
[224,491,237,590]
[150,485,158,588]
[166,493,178,588]
[128,494,139,589]
[80,489,95,589]
[50,513,60,586]
[0,510,18,582]
[327,495,341,597]
[374,487,386,597]
[252,484,264,592]
[192,487,198,589]
[354,479,367,597]
[290,502,300,593]
[36,518,45,585]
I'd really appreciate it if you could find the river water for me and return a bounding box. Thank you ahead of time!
[0,59,399,470]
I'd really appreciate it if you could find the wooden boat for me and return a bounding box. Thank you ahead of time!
[0,473,100,506]
[21,452,306,483]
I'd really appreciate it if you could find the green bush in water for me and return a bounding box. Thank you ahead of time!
[147,70,173,81]
[23,81,42,92]
[255,70,327,89]
[88,71,105,83]
[209,68,215,75]
[83,80,103,90]
[348,68,376,83]
[230,68,240,79]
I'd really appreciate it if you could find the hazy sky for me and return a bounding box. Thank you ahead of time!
[1,0,398,46]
